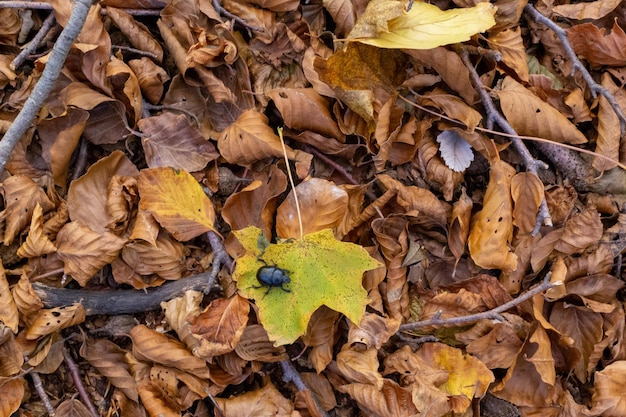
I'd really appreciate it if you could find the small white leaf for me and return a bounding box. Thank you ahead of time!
[436,130,474,172]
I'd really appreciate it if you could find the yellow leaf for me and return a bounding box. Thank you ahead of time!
[138,167,216,241]
[347,0,496,50]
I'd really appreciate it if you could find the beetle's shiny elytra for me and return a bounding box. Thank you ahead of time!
[254,264,291,295]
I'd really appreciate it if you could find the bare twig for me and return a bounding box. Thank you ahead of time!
[112,44,159,60]
[205,230,232,292]
[30,371,56,416]
[63,348,99,417]
[459,48,553,231]
[280,360,330,417]
[0,2,162,16]
[211,0,263,32]
[12,11,56,70]
[399,274,558,332]
[524,4,626,136]
[0,0,92,175]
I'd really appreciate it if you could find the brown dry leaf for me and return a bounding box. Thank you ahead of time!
[130,324,211,379]
[138,112,219,171]
[492,323,557,407]
[323,0,358,37]
[486,27,529,82]
[337,347,384,389]
[338,379,417,417]
[549,302,603,381]
[510,172,544,235]
[405,47,475,104]
[554,207,603,255]
[421,89,483,130]
[233,324,288,362]
[222,166,288,238]
[589,360,626,417]
[567,21,626,67]
[80,338,138,401]
[121,233,186,281]
[266,88,343,139]
[594,72,620,171]
[372,216,409,321]
[161,290,204,352]
[17,203,57,259]
[466,315,527,369]
[0,377,24,417]
[214,383,295,416]
[12,274,44,325]
[106,7,163,63]
[417,128,465,202]
[136,379,183,417]
[348,314,401,351]
[301,306,339,373]
[105,175,138,235]
[299,372,337,412]
[1,175,55,245]
[448,187,472,264]
[128,58,170,104]
[36,108,89,188]
[25,304,85,340]
[377,174,448,225]
[106,56,142,126]
[218,109,313,178]
[0,329,24,376]
[56,221,127,286]
[67,150,139,234]
[55,399,92,417]
[138,167,216,241]
[468,159,518,275]
[0,265,18,333]
[276,178,348,239]
[553,0,621,20]
[128,209,160,245]
[111,389,147,417]
[496,76,588,144]
[188,295,250,359]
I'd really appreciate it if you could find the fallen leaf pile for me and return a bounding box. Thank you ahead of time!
[1,0,626,416]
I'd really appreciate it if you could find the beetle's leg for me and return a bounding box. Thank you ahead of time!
[280,286,291,293]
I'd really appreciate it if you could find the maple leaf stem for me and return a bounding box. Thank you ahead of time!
[398,273,557,332]
[524,4,626,136]
[278,127,304,240]
[0,0,92,175]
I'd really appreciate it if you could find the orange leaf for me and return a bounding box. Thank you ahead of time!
[567,21,626,67]
[138,167,216,241]
[25,304,86,340]
[468,159,518,274]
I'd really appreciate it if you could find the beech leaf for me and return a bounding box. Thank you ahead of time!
[436,130,474,172]
[346,0,496,50]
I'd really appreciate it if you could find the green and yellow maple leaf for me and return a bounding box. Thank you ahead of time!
[233,226,381,345]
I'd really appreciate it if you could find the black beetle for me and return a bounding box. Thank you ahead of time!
[254,263,291,296]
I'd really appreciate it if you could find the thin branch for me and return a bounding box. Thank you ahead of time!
[399,274,558,332]
[211,0,263,32]
[524,4,626,136]
[0,2,162,15]
[11,11,56,70]
[458,48,553,230]
[30,371,56,416]
[0,0,92,175]
[279,360,330,417]
[63,348,99,417]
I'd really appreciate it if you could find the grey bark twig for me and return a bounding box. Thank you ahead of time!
[0,0,92,175]
[399,274,557,332]
[63,348,99,417]
[11,11,57,70]
[524,4,626,136]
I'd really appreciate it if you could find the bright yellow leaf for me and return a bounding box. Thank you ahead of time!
[347,0,497,50]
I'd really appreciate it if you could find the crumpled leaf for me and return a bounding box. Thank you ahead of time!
[17,203,57,259]
[436,130,474,172]
[496,76,588,144]
[589,360,626,417]
[338,379,417,417]
[346,0,496,50]
[214,383,295,416]
[553,0,621,20]
[468,159,518,275]
[233,226,381,345]
[138,112,218,171]
[567,21,626,67]
[138,167,216,241]
[0,264,18,333]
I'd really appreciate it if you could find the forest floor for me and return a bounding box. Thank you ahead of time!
[1,0,626,416]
